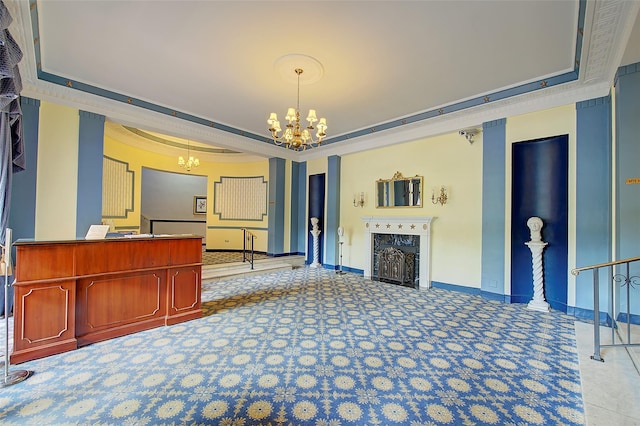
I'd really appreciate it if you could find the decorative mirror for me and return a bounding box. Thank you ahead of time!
[376,172,423,208]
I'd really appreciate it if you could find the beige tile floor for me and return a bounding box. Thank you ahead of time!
[575,321,640,425]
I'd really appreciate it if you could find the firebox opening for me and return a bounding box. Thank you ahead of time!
[372,233,420,289]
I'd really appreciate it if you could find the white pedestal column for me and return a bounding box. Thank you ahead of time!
[525,217,550,312]
[310,217,322,268]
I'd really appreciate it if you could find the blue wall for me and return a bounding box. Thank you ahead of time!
[289,161,307,255]
[9,97,40,243]
[76,111,106,238]
[268,157,285,255]
[615,63,640,316]
[325,155,340,268]
[574,97,612,316]
[480,119,507,300]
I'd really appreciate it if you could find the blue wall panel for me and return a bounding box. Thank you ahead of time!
[268,157,286,255]
[480,119,506,295]
[325,156,340,268]
[575,97,612,310]
[289,161,307,255]
[297,162,307,254]
[290,161,300,254]
[9,97,40,243]
[76,111,106,237]
[615,63,640,316]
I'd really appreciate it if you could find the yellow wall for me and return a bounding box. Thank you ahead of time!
[104,136,271,252]
[35,102,79,240]
[340,132,483,288]
[338,104,578,292]
[206,161,270,252]
[32,100,578,294]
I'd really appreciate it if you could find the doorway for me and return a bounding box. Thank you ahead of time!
[511,135,568,311]
[308,174,325,265]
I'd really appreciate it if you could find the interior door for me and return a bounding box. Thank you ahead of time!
[308,174,325,265]
[511,135,568,311]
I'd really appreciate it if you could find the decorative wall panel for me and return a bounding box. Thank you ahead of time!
[214,176,267,221]
[102,156,134,218]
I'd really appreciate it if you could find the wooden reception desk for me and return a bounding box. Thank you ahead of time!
[11,235,203,364]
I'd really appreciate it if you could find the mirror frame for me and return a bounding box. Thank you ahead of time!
[375,172,423,208]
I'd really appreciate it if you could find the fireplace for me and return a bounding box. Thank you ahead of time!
[362,216,434,290]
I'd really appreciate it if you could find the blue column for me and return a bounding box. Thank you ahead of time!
[76,111,106,237]
[614,63,640,323]
[9,97,40,242]
[325,155,341,268]
[615,64,640,260]
[268,157,285,255]
[480,118,507,301]
[574,96,612,321]
[289,161,306,255]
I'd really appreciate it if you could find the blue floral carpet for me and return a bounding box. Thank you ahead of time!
[0,267,584,425]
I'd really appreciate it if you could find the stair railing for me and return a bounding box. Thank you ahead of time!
[571,255,640,362]
[242,229,256,270]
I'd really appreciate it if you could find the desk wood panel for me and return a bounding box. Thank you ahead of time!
[15,245,75,281]
[11,279,77,364]
[167,266,201,325]
[76,272,166,336]
[170,238,203,265]
[75,239,172,275]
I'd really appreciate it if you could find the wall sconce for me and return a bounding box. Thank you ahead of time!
[353,192,365,207]
[432,186,448,205]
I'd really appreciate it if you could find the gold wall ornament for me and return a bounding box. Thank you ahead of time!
[376,172,423,208]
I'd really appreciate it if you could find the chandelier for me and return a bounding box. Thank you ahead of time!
[178,141,199,171]
[267,68,327,151]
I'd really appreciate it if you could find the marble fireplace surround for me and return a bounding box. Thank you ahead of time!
[361,216,434,290]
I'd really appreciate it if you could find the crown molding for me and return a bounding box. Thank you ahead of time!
[7,0,635,162]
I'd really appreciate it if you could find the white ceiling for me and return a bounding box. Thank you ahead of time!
[6,1,640,162]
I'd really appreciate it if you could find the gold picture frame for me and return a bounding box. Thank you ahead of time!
[193,196,207,214]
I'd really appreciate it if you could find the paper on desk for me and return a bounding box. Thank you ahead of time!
[85,224,110,240]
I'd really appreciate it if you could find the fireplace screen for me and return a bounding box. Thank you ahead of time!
[377,247,415,287]
[372,233,419,288]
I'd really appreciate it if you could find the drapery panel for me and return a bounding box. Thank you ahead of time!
[0,0,24,316]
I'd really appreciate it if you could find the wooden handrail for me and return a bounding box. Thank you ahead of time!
[571,255,640,275]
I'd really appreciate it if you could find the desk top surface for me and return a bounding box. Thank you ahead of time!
[15,234,203,246]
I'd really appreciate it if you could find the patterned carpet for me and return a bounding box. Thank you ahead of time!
[0,267,584,425]
[202,250,269,265]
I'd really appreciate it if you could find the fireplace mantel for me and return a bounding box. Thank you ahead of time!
[361,216,434,289]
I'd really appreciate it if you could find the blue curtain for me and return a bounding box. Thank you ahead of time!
[0,0,24,316]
